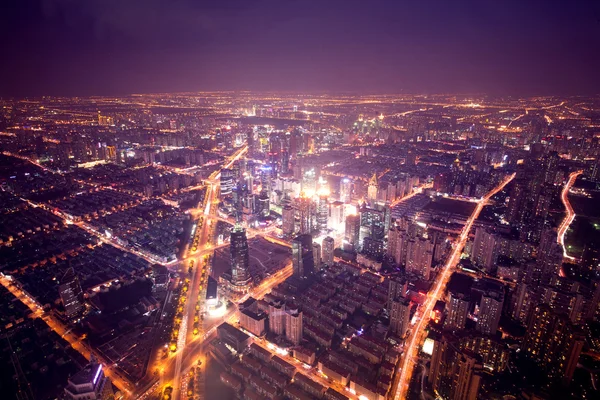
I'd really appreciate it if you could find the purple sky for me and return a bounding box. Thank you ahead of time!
[1,0,600,97]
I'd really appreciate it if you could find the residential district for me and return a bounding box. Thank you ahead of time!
[1,93,599,400]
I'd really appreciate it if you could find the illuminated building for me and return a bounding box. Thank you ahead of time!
[257,192,270,217]
[282,205,295,235]
[327,201,344,232]
[367,173,378,203]
[292,234,314,278]
[220,168,235,197]
[444,291,470,331]
[523,304,584,383]
[285,305,303,345]
[344,214,360,250]
[429,335,483,400]
[405,236,434,280]
[268,302,285,335]
[64,362,113,400]
[230,224,251,292]
[317,195,329,233]
[322,236,335,266]
[388,277,408,312]
[387,226,408,266]
[470,228,498,273]
[295,197,313,235]
[59,268,84,319]
[476,292,504,335]
[459,335,509,372]
[312,242,322,270]
[390,296,411,337]
[239,308,267,337]
[339,178,352,203]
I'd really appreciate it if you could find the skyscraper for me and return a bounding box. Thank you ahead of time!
[322,236,335,266]
[282,205,295,236]
[296,196,313,234]
[317,194,328,233]
[59,268,84,318]
[230,225,251,291]
[285,304,303,345]
[292,234,315,278]
[345,214,361,250]
[312,242,322,270]
[367,173,378,203]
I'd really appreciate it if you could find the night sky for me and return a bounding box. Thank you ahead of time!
[2,0,600,97]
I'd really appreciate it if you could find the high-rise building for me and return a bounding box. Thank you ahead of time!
[429,334,482,400]
[322,236,335,266]
[390,297,411,337]
[296,196,313,234]
[523,304,584,383]
[282,205,295,235]
[292,234,315,278]
[476,292,504,335]
[317,195,329,233]
[344,214,361,251]
[220,168,235,198]
[405,236,434,280]
[387,226,408,266]
[328,201,345,232]
[257,192,270,217]
[285,305,303,345]
[59,268,84,318]
[367,173,378,203]
[340,178,352,203]
[444,291,470,331]
[387,276,408,311]
[230,225,251,291]
[312,242,322,270]
[64,362,114,400]
[268,302,285,335]
[470,228,498,273]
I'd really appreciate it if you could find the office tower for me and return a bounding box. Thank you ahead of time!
[327,201,344,231]
[444,291,470,331]
[345,214,360,250]
[281,150,290,174]
[257,192,270,217]
[429,335,482,400]
[282,205,295,235]
[359,204,385,240]
[230,225,251,291]
[292,234,315,278]
[64,362,114,400]
[476,292,504,335]
[322,236,335,266]
[285,305,303,345]
[362,237,384,260]
[59,268,84,318]
[312,242,322,270]
[340,178,352,203]
[268,302,285,335]
[302,168,318,194]
[296,196,313,234]
[470,228,498,273]
[523,304,584,383]
[367,173,378,203]
[317,195,328,233]
[390,297,411,337]
[220,168,235,198]
[405,236,434,280]
[260,165,273,194]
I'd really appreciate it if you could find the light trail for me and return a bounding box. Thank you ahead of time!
[557,170,583,260]
[393,173,515,400]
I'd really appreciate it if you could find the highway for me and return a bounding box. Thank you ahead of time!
[392,173,515,400]
[557,170,583,260]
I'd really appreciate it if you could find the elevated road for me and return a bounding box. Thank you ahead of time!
[557,170,583,260]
